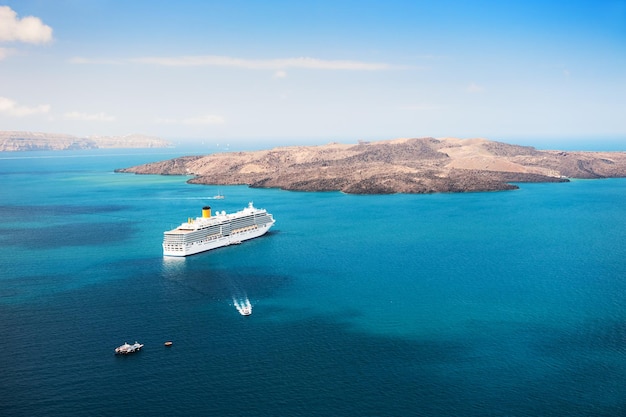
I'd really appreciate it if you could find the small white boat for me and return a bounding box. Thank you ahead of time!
[115,341,144,355]
[240,305,252,316]
[233,298,252,316]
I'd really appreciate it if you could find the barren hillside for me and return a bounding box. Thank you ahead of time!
[116,137,626,194]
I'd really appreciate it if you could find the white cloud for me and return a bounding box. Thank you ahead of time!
[64,111,116,122]
[68,57,123,65]
[0,6,53,44]
[0,47,16,60]
[0,96,50,116]
[154,117,179,125]
[182,115,225,125]
[131,55,397,70]
[156,114,226,125]
[70,54,413,72]
[466,82,484,93]
[400,104,441,111]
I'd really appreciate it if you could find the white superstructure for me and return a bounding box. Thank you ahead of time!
[163,202,275,257]
[115,341,143,355]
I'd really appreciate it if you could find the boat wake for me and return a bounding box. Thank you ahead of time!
[233,297,252,316]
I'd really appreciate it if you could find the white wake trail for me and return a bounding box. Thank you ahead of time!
[232,296,252,316]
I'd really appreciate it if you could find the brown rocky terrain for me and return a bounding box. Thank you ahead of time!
[0,131,171,151]
[115,137,626,194]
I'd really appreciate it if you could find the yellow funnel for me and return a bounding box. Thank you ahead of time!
[202,206,211,218]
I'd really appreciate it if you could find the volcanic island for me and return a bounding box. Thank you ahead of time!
[115,137,626,194]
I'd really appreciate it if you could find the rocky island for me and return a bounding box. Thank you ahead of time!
[0,131,171,151]
[116,137,626,194]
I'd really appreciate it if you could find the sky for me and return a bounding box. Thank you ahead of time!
[0,0,625,148]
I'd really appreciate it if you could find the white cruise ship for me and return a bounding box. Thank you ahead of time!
[163,202,275,257]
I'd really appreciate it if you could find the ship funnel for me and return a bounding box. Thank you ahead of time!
[202,206,211,218]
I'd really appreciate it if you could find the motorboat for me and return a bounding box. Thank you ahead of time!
[233,298,252,316]
[115,341,144,355]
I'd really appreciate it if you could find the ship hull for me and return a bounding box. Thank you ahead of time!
[163,222,273,257]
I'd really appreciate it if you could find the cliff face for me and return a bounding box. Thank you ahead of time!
[116,137,626,194]
[0,131,171,151]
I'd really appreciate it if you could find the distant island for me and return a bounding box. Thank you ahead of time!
[0,131,171,151]
[116,137,626,194]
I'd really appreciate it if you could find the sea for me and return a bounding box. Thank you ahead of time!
[1,146,625,416]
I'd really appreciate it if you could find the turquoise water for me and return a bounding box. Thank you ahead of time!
[1,149,625,416]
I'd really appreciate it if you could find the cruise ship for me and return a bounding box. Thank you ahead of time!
[163,202,275,257]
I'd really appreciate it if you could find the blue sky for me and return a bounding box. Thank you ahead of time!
[0,0,625,147]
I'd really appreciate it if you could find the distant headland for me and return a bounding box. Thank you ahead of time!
[0,131,171,151]
[116,137,626,194]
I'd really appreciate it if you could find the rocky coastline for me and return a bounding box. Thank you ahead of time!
[0,131,171,151]
[115,137,626,194]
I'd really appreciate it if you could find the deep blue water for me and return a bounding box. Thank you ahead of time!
[1,149,625,416]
